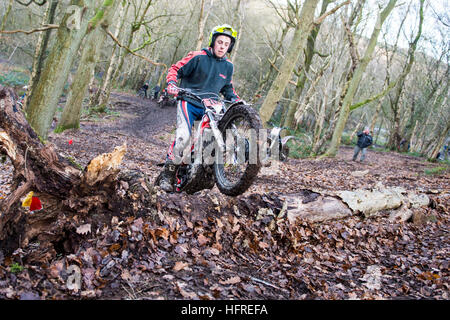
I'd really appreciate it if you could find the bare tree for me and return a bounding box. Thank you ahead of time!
[324,0,397,157]
[26,0,100,139]
[283,0,333,131]
[22,0,58,112]
[258,0,321,125]
[56,0,120,132]
[386,0,425,151]
[195,0,214,51]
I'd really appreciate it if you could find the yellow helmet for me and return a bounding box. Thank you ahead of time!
[208,24,237,53]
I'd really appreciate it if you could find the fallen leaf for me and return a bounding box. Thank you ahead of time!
[197,234,209,246]
[259,241,270,249]
[121,269,132,281]
[29,196,43,212]
[21,191,33,207]
[108,243,121,252]
[173,261,189,272]
[176,282,198,299]
[220,276,241,285]
[76,224,91,235]
[155,227,169,240]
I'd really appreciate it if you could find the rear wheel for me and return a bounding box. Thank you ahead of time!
[214,104,262,196]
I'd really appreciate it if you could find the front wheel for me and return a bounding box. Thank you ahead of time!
[214,104,262,196]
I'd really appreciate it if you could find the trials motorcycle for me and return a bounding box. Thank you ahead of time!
[155,88,291,196]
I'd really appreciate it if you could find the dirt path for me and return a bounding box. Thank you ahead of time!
[46,92,449,194]
[0,91,448,300]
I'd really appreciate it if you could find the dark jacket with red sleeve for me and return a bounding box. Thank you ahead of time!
[166,47,239,108]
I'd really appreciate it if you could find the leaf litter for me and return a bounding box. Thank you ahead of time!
[0,93,448,300]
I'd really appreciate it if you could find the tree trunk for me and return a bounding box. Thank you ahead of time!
[324,0,397,157]
[23,0,59,112]
[252,24,290,103]
[97,1,153,110]
[25,0,97,140]
[426,124,449,159]
[349,113,366,142]
[88,0,126,109]
[195,0,212,51]
[312,92,327,149]
[57,0,119,132]
[369,100,382,133]
[283,0,331,130]
[258,0,320,126]
[230,0,242,64]
[386,0,424,150]
[0,0,14,31]
[374,117,384,145]
[92,0,130,109]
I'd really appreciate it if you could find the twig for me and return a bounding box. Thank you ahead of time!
[314,0,351,25]
[15,0,47,6]
[250,276,289,293]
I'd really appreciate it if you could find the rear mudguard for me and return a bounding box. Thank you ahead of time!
[267,127,296,162]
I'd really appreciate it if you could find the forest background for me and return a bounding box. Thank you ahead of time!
[0,0,448,160]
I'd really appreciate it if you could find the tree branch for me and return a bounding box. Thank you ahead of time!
[104,28,167,69]
[314,0,350,25]
[0,24,59,35]
[341,15,360,65]
[350,80,397,111]
[14,0,47,6]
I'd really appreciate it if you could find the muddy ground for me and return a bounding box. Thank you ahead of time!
[0,92,448,300]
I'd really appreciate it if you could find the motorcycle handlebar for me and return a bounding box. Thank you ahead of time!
[172,85,241,105]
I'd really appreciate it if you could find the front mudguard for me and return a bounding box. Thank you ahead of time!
[222,101,248,117]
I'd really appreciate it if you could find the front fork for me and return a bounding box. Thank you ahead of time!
[206,111,226,154]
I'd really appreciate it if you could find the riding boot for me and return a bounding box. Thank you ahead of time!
[159,160,177,192]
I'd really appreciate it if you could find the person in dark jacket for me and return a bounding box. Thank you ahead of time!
[158,24,241,192]
[152,85,160,100]
[353,128,373,162]
[142,83,149,98]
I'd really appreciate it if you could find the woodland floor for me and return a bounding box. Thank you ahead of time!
[0,92,449,300]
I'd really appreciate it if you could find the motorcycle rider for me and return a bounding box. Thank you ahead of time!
[158,24,241,192]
